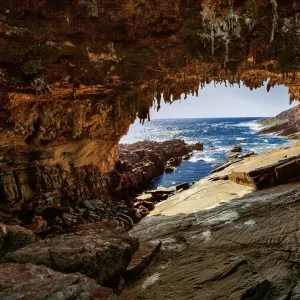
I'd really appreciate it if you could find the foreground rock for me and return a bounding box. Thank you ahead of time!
[5,224,139,288]
[0,223,37,257]
[0,263,112,300]
[122,184,300,299]
[124,241,162,282]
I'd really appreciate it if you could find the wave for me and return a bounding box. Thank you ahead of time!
[235,137,246,141]
[189,152,216,163]
[233,121,260,132]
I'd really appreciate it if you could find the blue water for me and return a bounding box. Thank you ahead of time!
[121,118,294,189]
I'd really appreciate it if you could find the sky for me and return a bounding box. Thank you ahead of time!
[150,81,297,119]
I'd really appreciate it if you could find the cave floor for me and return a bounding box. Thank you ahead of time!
[123,182,300,299]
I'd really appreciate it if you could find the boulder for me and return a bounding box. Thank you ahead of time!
[231,146,242,153]
[166,157,182,167]
[5,226,139,288]
[176,182,189,191]
[139,201,155,211]
[165,166,177,173]
[0,263,113,300]
[188,142,204,151]
[182,154,190,161]
[136,193,155,202]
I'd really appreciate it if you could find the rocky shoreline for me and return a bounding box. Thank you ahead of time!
[0,139,205,298]
[257,105,300,139]
[0,139,201,231]
[2,142,300,299]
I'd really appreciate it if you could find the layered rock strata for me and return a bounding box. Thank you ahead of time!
[0,0,299,224]
[257,105,300,138]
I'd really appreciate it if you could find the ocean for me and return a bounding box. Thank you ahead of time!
[120,118,293,189]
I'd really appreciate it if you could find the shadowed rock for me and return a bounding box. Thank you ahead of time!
[5,225,139,288]
[0,263,113,300]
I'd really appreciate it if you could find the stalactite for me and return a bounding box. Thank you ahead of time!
[223,37,229,67]
[270,0,278,43]
[211,23,215,55]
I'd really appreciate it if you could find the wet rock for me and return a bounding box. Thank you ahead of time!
[231,146,242,153]
[165,165,177,173]
[0,263,113,300]
[182,154,190,161]
[228,153,239,159]
[176,182,189,191]
[5,226,139,288]
[124,241,162,282]
[166,157,182,168]
[188,142,204,151]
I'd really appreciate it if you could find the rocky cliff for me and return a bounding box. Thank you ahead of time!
[0,0,299,223]
[257,104,300,138]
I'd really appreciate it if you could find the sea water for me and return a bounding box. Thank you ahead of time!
[120,118,293,189]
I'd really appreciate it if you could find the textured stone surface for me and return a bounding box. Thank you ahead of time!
[0,263,113,300]
[123,184,300,299]
[124,241,162,282]
[258,105,300,139]
[5,226,139,288]
[0,223,37,257]
[0,0,298,220]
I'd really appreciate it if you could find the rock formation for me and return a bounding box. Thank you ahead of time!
[0,1,299,298]
[0,0,299,222]
[257,104,300,138]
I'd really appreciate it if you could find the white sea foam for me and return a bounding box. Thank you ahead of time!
[234,121,260,132]
[189,152,216,163]
[235,137,246,141]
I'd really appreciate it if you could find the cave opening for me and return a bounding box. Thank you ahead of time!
[122,80,298,189]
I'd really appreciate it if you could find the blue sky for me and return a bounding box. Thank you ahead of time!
[150,82,297,119]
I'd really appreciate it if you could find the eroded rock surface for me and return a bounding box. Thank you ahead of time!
[0,0,298,226]
[122,184,300,299]
[0,263,113,300]
[258,105,300,138]
[0,223,37,258]
[5,225,139,288]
